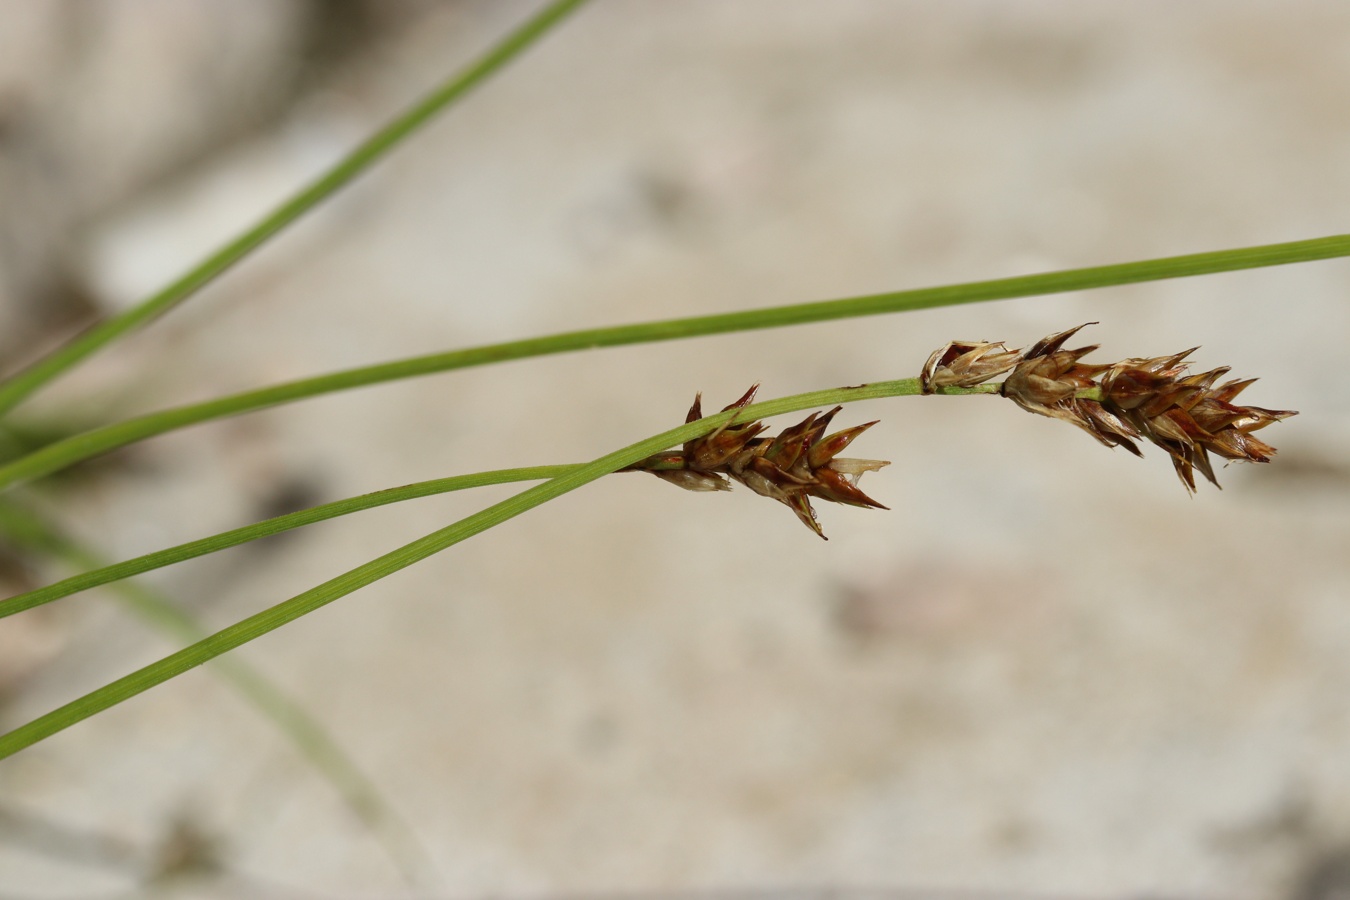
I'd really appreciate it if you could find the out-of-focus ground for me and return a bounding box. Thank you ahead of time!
[1,2,1349,897]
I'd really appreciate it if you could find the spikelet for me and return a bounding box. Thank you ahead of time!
[923,325,1298,491]
[626,386,889,538]
[921,339,1024,392]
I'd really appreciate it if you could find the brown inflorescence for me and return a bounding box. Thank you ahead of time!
[922,324,1298,492]
[626,385,889,539]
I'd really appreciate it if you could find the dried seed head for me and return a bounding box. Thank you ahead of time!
[944,323,1299,492]
[921,340,1024,393]
[628,388,890,539]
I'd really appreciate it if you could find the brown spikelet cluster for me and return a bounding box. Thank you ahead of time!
[626,385,889,538]
[922,324,1298,491]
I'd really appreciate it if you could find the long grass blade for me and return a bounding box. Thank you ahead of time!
[0,234,1345,493]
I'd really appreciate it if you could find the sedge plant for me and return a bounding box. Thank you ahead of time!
[0,0,1342,889]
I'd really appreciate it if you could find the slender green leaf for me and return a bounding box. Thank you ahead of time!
[0,0,593,419]
[0,234,1345,493]
[0,467,573,619]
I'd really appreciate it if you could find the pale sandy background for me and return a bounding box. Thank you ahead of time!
[1,2,1349,898]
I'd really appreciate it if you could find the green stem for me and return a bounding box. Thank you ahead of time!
[0,467,573,619]
[0,0,593,419]
[0,498,435,886]
[0,383,1002,617]
[0,234,1346,492]
[0,378,983,759]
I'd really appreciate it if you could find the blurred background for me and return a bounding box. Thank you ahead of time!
[1,1,1349,897]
